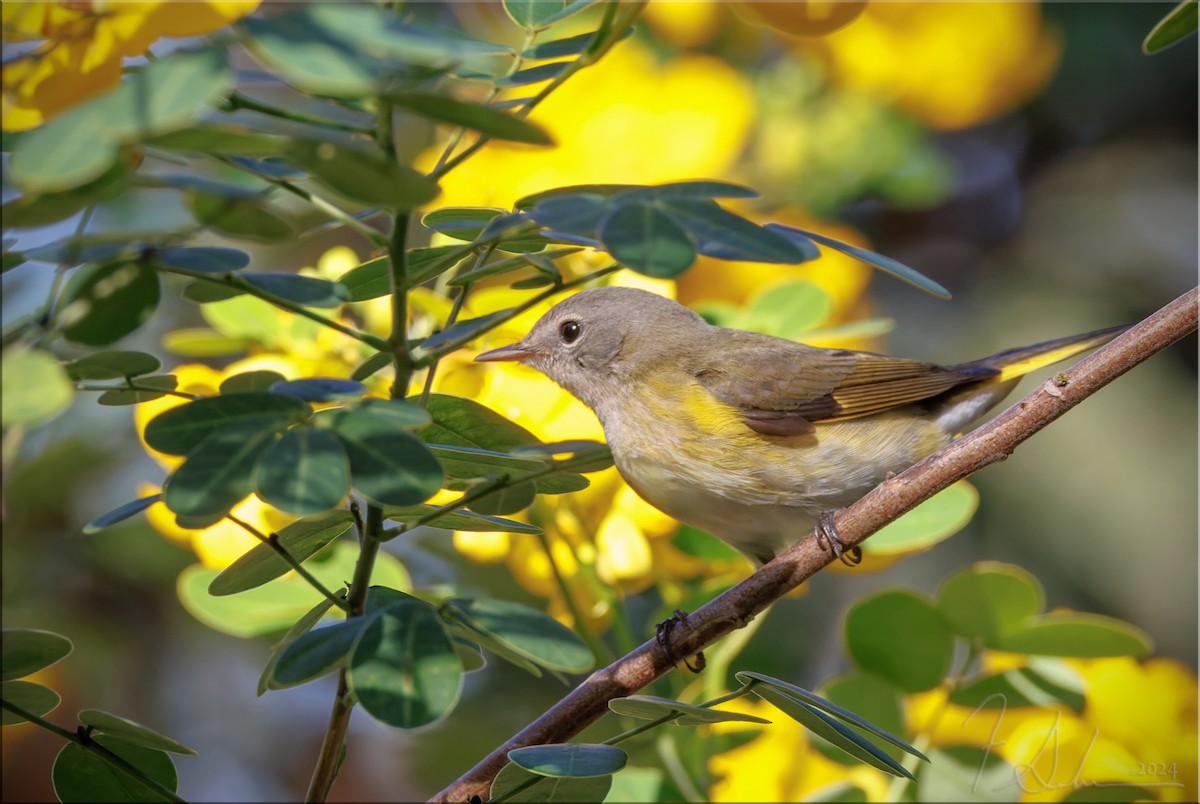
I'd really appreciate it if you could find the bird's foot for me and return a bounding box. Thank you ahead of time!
[655,609,706,673]
[816,510,862,567]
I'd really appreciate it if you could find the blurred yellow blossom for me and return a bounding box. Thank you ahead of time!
[642,0,724,48]
[2,1,259,131]
[804,2,1061,130]
[421,39,755,208]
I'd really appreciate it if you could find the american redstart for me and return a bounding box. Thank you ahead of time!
[476,286,1126,566]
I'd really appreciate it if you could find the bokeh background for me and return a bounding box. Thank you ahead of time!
[2,1,1196,801]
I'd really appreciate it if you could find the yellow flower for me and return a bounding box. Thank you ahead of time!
[421,39,755,208]
[803,2,1061,130]
[2,1,260,131]
[642,0,725,48]
[708,698,890,802]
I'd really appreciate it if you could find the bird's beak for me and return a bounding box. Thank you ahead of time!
[474,342,536,363]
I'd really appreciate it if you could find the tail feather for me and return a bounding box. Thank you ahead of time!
[933,323,1130,435]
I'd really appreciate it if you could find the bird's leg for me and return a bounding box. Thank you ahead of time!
[816,510,862,567]
[655,609,706,673]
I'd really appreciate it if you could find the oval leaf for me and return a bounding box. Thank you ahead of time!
[269,378,366,402]
[491,762,614,803]
[328,405,443,507]
[389,92,552,144]
[52,736,177,803]
[67,351,161,380]
[508,744,626,778]
[239,273,350,309]
[254,427,351,515]
[272,619,364,688]
[1,629,73,682]
[844,590,952,693]
[994,614,1153,658]
[1,348,75,427]
[208,511,355,596]
[936,561,1045,645]
[77,710,197,755]
[599,201,696,278]
[608,695,771,725]
[163,425,277,518]
[349,599,463,728]
[1,680,62,725]
[442,597,593,674]
[155,246,250,273]
[83,494,162,535]
[144,392,310,456]
[659,198,807,264]
[60,261,161,346]
[289,140,439,209]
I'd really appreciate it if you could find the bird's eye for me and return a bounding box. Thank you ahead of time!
[559,320,581,344]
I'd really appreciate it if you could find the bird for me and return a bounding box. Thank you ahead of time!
[475,286,1127,567]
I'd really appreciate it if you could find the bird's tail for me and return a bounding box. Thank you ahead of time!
[933,323,1130,434]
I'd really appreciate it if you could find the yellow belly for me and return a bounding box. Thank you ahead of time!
[596,381,948,562]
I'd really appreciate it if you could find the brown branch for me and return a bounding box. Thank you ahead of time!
[430,287,1198,804]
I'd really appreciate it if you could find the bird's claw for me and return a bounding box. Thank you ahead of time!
[655,609,706,673]
[817,510,862,567]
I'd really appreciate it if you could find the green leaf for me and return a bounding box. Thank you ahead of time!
[52,736,177,803]
[844,590,952,693]
[10,48,232,193]
[864,481,978,556]
[147,124,288,156]
[288,140,440,209]
[253,428,351,516]
[1143,0,1197,54]
[528,194,609,242]
[671,526,740,560]
[381,505,542,535]
[1,680,61,725]
[144,392,310,455]
[599,201,695,278]
[209,511,354,596]
[811,673,906,766]
[738,280,833,340]
[83,495,162,535]
[417,394,539,451]
[186,190,294,241]
[916,746,1014,803]
[607,695,771,726]
[464,482,539,516]
[200,294,285,345]
[422,207,507,241]
[948,660,1086,713]
[154,246,250,273]
[2,629,73,682]
[766,224,951,300]
[936,562,1044,645]
[503,0,597,30]
[1,348,75,427]
[163,329,250,357]
[523,28,632,59]
[416,311,513,354]
[59,260,161,346]
[492,762,613,803]
[388,92,553,144]
[269,378,366,403]
[77,710,196,755]
[749,685,914,780]
[220,371,287,394]
[163,425,277,517]
[327,405,444,506]
[25,239,136,265]
[258,596,341,695]
[177,542,409,638]
[2,161,130,229]
[339,245,474,301]
[508,743,626,778]
[449,248,581,286]
[349,599,463,728]
[66,351,161,380]
[97,376,179,406]
[995,614,1153,658]
[351,352,392,382]
[659,199,808,263]
[441,597,593,674]
[613,181,760,201]
[241,11,383,98]
[272,619,364,688]
[495,62,571,87]
[735,672,927,763]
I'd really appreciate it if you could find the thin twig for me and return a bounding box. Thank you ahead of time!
[430,287,1199,803]
[226,514,349,612]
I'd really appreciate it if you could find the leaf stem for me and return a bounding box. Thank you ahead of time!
[388,212,416,399]
[226,514,349,612]
[304,505,384,803]
[0,700,187,803]
[158,267,387,351]
[222,91,373,135]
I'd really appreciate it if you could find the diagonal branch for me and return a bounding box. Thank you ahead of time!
[430,286,1198,804]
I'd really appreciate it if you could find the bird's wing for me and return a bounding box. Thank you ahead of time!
[695,338,996,436]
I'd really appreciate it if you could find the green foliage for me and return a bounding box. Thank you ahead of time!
[52,736,178,803]
[1,629,74,681]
